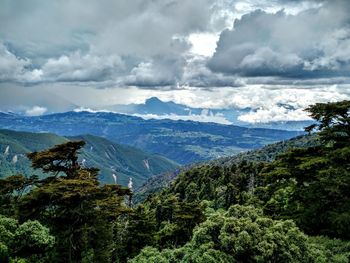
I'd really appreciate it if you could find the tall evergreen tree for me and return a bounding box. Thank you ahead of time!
[18,141,131,263]
[259,100,350,238]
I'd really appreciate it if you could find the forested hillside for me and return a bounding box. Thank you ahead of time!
[0,130,178,187]
[211,133,320,166]
[135,133,319,202]
[0,101,349,263]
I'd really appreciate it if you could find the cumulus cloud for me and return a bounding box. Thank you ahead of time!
[40,52,125,82]
[238,106,312,123]
[209,0,350,78]
[0,0,214,86]
[25,106,47,116]
[212,84,350,123]
[222,85,350,111]
[2,0,348,88]
[133,112,232,125]
[0,0,211,58]
[124,55,186,87]
[0,43,42,82]
[182,56,245,87]
[1,0,350,121]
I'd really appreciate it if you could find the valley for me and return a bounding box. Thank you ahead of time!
[0,110,302,165]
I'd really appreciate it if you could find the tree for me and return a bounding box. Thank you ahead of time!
[0,175,37,216]
[305,100,350,146]
[114,205,157,262]
[0,215,54,263]
[27,141,86,178]
[258,100,350,238]
[18,141,132,263]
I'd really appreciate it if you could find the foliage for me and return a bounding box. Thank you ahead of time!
[212,134,320,167]
[257,101,350,239]
[0,214,54,262]
[148,101,350,239]
[128,100,350,261]
[309,236,350,263]
[258,144,350,238]
[27,141,85,177]
[168,162,263,209]
[0,175,37,216]
[113,194,205,262]
[305,100,350,146]
[0,141,133,263]
[130,205,328,263]
[20,141,132,262]
[136,134,318,204]
[113,206,157,262]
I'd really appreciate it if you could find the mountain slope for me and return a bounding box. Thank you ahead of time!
[135,134,319,201]
[210,134,320,166]
[0,111,303,164]
[0,129,178,187]
[0,129,67,179]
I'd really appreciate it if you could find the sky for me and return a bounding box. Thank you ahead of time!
[1,0,350,122]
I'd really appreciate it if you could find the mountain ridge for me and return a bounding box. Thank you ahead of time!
[0,129,178,188]
[0,111,303,164]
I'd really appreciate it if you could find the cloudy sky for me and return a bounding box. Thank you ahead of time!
[1,0,350,122]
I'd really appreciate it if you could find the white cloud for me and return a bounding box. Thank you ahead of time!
[1,81,349,123]
[124,56,185,87]
[223,85,350,110]
[239,47,303,74]
[1,0,348,88]
[181,55,244,87]
[209,1,350,78]
[0,44,28,81]
[25,106,47,116]
[40,52,124,82]
[188,33,219,57]
[73,106,233,124]
[1,0,350,120]
[0,0,212,58]
[0,43,42,82]
[133,112,232,125]
[238,106,312,123]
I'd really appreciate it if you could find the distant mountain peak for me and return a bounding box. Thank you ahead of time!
[145,97,165,105]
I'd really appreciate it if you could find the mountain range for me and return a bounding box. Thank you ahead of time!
[0,111,303,164]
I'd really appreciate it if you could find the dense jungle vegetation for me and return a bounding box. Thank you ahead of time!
[0,100,349,262]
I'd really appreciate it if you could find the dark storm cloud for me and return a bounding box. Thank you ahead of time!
[208,0,350,78]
